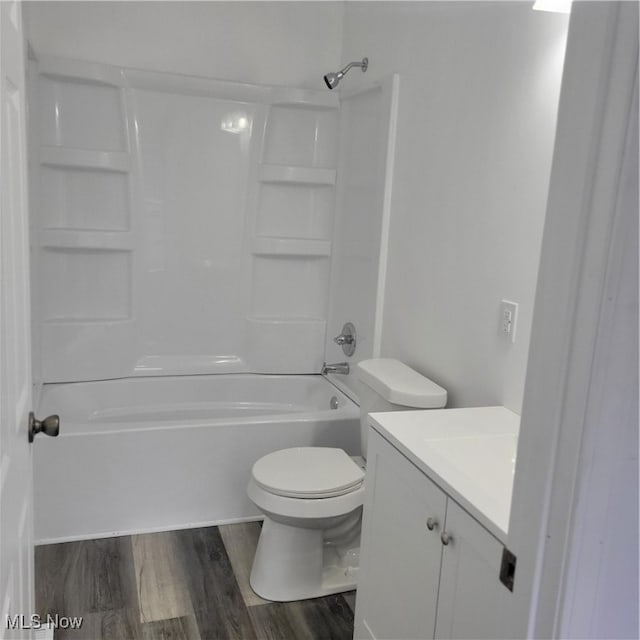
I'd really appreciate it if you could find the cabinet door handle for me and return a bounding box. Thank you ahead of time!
[441,531,452,546]
[426,517,438,531]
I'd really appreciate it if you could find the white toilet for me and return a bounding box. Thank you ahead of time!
[247,358,447,602]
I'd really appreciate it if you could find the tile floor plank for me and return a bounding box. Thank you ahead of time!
[172,527,256,640]
[300,595,354,640]
[247,602,316,640]
[35,537,138,617]
[248,595,354,640]
[52,608,141,640]
[36,525,356,640]
[218,522,269,608]
[132,532,192,623]
[140,615,200,640]
[342,591,356,614]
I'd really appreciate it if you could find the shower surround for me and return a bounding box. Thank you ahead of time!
[32,56,342,381]
[29,56,398,542]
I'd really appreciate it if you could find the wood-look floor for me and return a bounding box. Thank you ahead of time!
[35,523,355,640]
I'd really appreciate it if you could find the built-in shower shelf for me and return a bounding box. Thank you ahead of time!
[269,87,340,110]
[252,237,331,257]
[39,229,134,251]
[42,317,132,325]
[40,147,130,172]
[38,56,125,88]
[259,164,336,186]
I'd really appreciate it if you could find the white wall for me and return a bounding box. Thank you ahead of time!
[341,2,569,411]
[24,1,343,89]
[26,0,569,411]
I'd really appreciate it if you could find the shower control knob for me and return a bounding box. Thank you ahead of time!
[426,517,438,531]
[28,412,60,443]
[333,322,357,357]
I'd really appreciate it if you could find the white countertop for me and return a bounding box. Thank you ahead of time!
[368,406,520,543]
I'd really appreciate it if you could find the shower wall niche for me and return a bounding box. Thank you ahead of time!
[30,57,340,382]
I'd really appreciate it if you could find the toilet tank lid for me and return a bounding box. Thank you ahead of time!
[356,358,447,408]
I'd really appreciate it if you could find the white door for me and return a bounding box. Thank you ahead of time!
[434,500,512,639]
[0,1,35,638]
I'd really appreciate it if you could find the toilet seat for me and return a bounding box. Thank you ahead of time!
[247,476,365,521]
[252,447,364,499]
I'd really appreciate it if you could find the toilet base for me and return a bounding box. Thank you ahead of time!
[249,517,360,602]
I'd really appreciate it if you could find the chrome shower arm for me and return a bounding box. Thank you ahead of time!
[338,58,368,75]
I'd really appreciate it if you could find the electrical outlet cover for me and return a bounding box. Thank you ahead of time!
[499,300,519,343]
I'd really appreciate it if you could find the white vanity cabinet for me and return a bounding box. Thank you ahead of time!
[434,498,511,639]
[354,428,513,640]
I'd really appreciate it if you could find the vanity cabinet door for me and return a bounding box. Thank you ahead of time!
[354,430,447,640]
[434,500,513,639]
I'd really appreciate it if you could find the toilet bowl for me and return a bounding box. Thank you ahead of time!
[247,358,447,602]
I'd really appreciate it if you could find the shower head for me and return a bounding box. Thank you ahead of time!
[323,57,368,90]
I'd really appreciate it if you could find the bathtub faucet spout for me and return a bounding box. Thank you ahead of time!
[322,362,350,375]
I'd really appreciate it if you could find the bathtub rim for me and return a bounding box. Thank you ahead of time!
[34,373,360,437]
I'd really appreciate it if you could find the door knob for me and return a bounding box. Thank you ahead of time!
[426,517,438,531]
[28,412,60,443]
[441,531,452,546]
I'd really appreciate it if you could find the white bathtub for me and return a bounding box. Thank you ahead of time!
[33,375,360,544]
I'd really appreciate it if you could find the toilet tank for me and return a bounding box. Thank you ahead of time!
[355,359,447,458]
